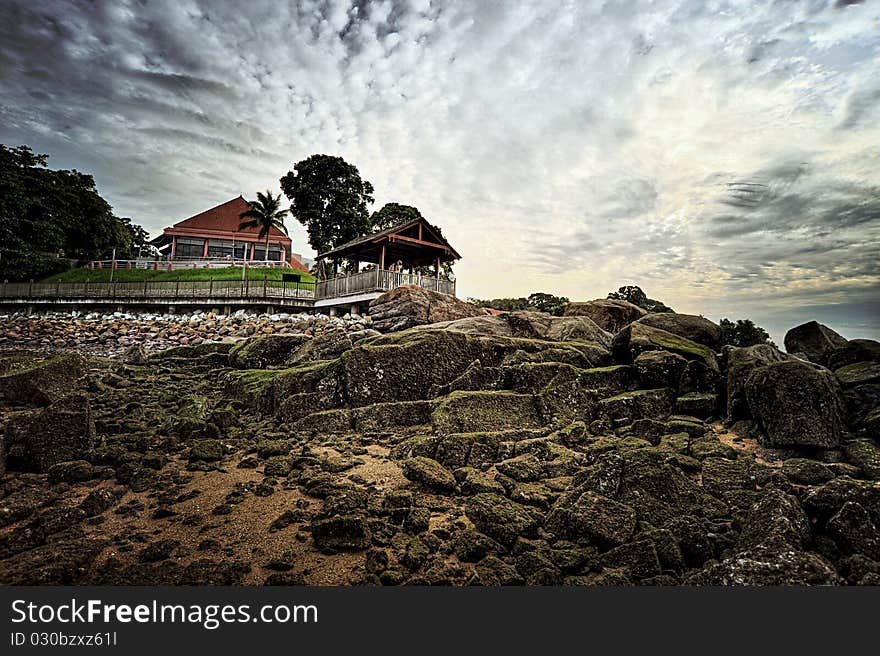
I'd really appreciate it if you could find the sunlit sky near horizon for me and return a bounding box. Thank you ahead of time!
[1,0,878,343]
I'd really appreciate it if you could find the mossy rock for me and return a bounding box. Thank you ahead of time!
[293,409,353,433]
[188,439,223,462]
[222,369,283,412]
[311,515,370,553]
[390,435,439,461]
[465,493,540,548]
[675,393,718,419]
[544,489,637,549]
[844,439,880,480]
[229,334,311,369]
[432,390,546,434]
[598,388,675,422]
[835,361,880,388]
[352,401,434,432]
[0,352,88,406]
[612,323,718,370]
[401,456,457,492]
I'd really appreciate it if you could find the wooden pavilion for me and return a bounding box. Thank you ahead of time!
[316,217,460,279]
[311,217,461,310]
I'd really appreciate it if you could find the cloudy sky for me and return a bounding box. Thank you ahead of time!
[1,0,878,341]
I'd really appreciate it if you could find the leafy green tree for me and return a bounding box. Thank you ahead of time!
[468,293,568,315]
[370,202,421,231]
[238,190,289,261]
[527,292,569,316]
[719,318,775,347]
[0,144,141,281]
[280,155,374,255]
[607,285,673,313]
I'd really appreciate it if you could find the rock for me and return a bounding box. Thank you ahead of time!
[563,299,647,333]
[3,394,95,472]
[636,313,722,350]
[725,344,792,422]
[599,537,662,579]
[431,391,545,433]
[544,490,637,549]
[835,361,880,388]
[369,285,485,333]
[781,458,835,485]
[472,555,525,585]
[825,502,880,560]
[189,439,223,462]
[138,538,180,562]
[737,489,811,551]
[311,515,370,552]
[784,321,848,366]
[229,334,311,368]
[0,352,88,406]
[598,388,675,423]
[401,457,457,492]
[745,360,846,449]
[685,544,843,585]
[120,344,148,365]
[286,328,352,365]
[79,488,122,517]
[802,478,880,529]
[545,316,613,347]
[612,323,718,371]
[675,393,718,419]
[828,339,880,370]
[465,493,539,548]
[634,350,687,389]
[844,439,880,480]
[46,460,97,484]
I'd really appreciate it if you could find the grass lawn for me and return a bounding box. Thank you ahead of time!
[43,266,316,284]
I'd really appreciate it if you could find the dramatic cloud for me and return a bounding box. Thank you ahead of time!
[1,0,878,341]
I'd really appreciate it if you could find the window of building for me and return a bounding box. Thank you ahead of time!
[175,237,205,258]
[252,245,282,261]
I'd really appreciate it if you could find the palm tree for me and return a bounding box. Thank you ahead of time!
[239,190,289,262]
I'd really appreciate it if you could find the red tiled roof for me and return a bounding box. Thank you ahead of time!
[289,255,310,273]
[165,196,290,242]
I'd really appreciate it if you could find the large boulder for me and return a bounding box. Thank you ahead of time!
[369,285,485,333]
[0,353,88,406]
[563,299,647,333]
[612,323,718,371]
[415,311,612,347]
[286,328,353,365]
[828,339,880,370]
[745,360,846,449]
[725,344,791,422]
[784,321,848,366]
[685,544,842,585]
[229,334,311,369]
[635,313,722,350]
[3,393,96,472]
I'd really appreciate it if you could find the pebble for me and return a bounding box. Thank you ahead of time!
[0,309,371,358]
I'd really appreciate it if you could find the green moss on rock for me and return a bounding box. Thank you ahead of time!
[432,390,545,434]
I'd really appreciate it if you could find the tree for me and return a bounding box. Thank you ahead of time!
[280,155,374,255]
[607,285,673,313]
[719,318,775,348]
[527,292,569,316]
[0,144,144,281]
[370,202,421,231]
[238,190,289,262]
[468,292,568,315]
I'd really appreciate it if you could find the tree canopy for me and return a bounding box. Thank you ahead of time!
[0,144,144,281]
[469,292,569,316]
[280,154,374,255]
[607,285,674,313]
[370,202,422,231]
[719,318,775,347]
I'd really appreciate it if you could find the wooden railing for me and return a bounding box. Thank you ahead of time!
[314,269,455,300]
[0,279,315,302]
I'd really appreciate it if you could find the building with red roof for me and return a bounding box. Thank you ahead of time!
[150,196,308,270]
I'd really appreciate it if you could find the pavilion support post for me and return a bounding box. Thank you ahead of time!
[379,244,386,271]
[434,256,440,280]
